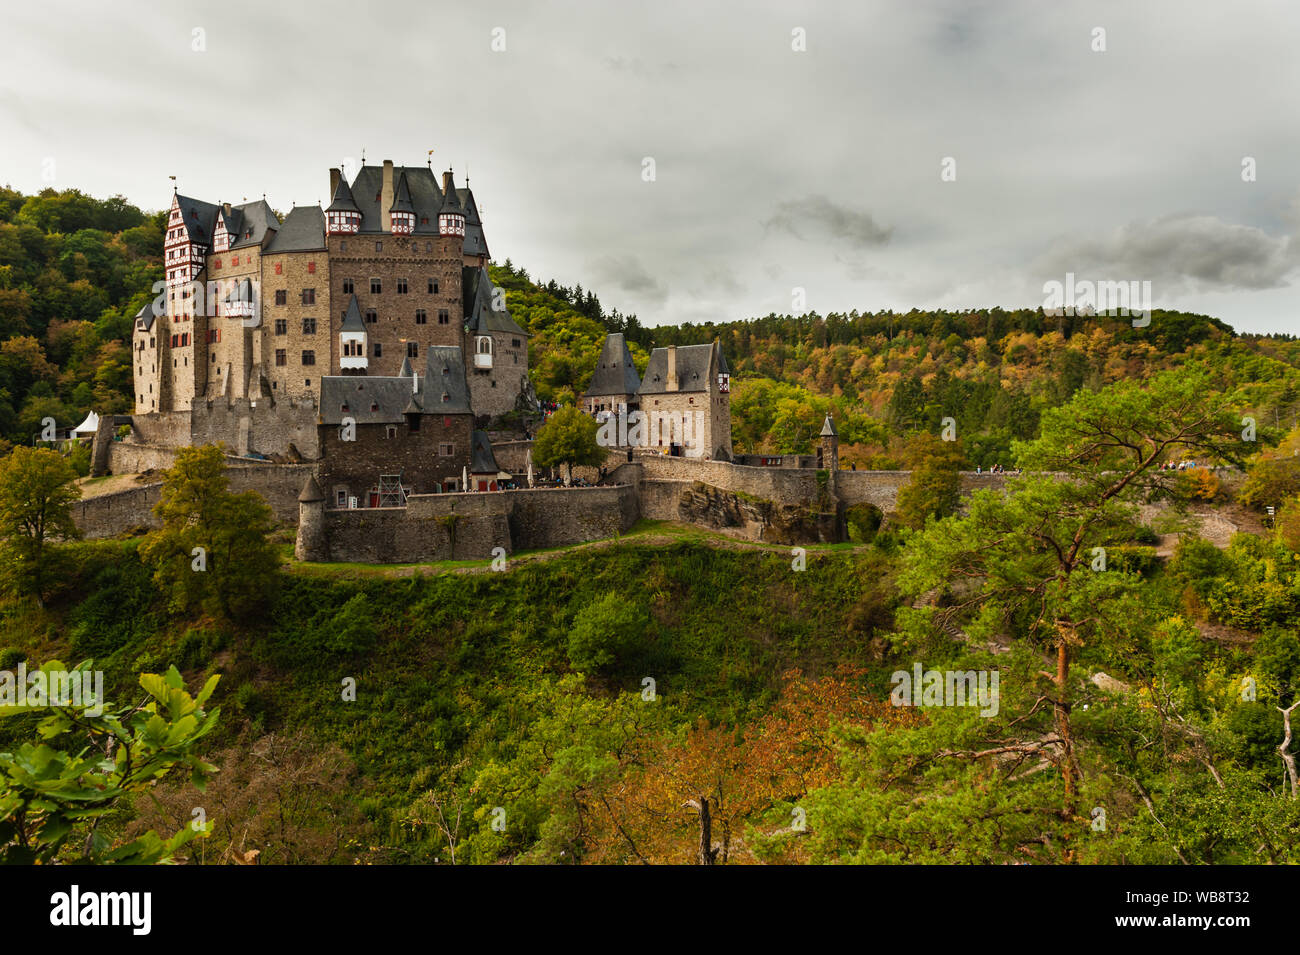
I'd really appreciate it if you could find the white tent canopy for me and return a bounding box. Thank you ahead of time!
[71,411,99,436]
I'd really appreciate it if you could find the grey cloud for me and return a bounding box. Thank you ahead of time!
[765,196,893,249]
[1035,214,1298,293]
[589,254,669,306]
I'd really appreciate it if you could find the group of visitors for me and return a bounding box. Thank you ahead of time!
[1159,460,1198,471]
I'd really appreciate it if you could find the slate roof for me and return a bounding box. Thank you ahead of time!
[228,199,279,249]
[135,301,156,332]
[326,173,360,213]
[175,194,221,246]
[469,429,499,474]
[298,474,325,503]
[329,164,489,256]
[819,414,837,437]
[638,342,726,395]
[464,267,527,337]
[318,345,472,425]
[423,345,473,414]
[264,205,325,253]
[389,172,415,214]
[584,333,641,397]
[339,294,366,333]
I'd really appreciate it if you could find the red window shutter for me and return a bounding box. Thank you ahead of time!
[307,261,316,274]
[444,416,451,427]
[275,262,282,275]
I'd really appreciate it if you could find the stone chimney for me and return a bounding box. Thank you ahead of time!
[222,201,232,216]
[329,167,340,199]
[666,345,678,392]
[381,160,395,232]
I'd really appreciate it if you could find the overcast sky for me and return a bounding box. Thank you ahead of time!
[3,0,1299,334]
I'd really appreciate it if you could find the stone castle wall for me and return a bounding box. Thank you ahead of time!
[315,484,638,561]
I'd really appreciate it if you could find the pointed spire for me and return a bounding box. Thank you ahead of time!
[339,295,365,333]
[389,171,415,214]
[398,355,414,378]
[298,474,326,503]
[327,173,359,213]
[440,169,464,215]
[819,413,837,438]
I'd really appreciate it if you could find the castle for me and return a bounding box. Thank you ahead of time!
[583,332,733,460]
[129,158,533,496]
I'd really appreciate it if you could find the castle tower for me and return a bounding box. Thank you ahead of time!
[295,474,328,561]
[819,413,838,476]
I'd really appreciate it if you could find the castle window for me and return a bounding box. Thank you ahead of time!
[406,342,418,358]
[275,349,286,366]
[438,443,453,456]
[305,379,311,387]
[428,278,438,293]
[302,317,317,334]
[302,350,316,366]
[512,338,521,348]
[340,240,347,252]
[308,262,317,274]
[397,278,408,294]
[441,392,450,402]
[274,319,287,335]
[438,309,449,324]
[370,403,379,412]
[301,288,316,305]
[386,426,397,440]
[341,403,349,412]
[415,309,427,325]
[336,489,347,507]
[375,241,382,252]
[373,343,382,357]
[365,309,377,324]
[370,278,382,294]
[342,278,354,294]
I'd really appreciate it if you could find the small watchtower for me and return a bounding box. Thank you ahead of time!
[295,474,328,562]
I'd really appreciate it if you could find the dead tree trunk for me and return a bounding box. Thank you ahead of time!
[1279,700,1300,798]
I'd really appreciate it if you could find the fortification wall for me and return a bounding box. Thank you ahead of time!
[319,505,508,563]
[504,485,638,549]
[71,484,162,538]
[317,484,638,562]
[109,442,177,474]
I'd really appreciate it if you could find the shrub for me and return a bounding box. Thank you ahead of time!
[567,591,648,672]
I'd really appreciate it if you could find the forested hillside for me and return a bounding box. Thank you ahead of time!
[0,187,162,450]
[492,260,1300,468]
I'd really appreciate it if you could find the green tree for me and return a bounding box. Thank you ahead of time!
[139,444,278,620]
[875,369,1241,861]
[894,433,966,530]
[533,405,603,485]
[0,445,81,604]
[0,661,220,864]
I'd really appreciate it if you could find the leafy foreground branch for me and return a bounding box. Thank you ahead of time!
[0,661,220,864]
